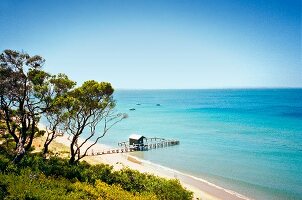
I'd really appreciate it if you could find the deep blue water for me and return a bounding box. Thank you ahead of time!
[97,89,302,200]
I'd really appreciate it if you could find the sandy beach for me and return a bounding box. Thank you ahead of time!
[34,129,251,200]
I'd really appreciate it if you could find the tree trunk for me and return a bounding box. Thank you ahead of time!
[43,137,53,155]
[69,138,76,164]
[25,119,35,151]
[13,141,26,163]
[69,154,76,164]
[43,130,56,156]
[43,143,49,155]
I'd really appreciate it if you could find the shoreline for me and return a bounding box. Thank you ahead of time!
[125,155,252,200]
[44,132,251,200]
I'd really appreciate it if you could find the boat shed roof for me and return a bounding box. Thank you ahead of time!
[129,134,145,140]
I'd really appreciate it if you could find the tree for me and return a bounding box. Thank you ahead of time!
[0,49,126,164]
[42,74,76,155]
[0,49,50,162]
[63,80,127,164]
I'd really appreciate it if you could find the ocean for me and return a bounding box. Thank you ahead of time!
[97,89,302,200]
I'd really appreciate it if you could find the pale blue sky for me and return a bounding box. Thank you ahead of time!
[0,0,301,89]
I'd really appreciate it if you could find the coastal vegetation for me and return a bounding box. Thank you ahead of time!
[0,49,193,199]
[0,148,192,200]
[0,49,126,164]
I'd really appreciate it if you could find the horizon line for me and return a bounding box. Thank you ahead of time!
[115,87,302,90]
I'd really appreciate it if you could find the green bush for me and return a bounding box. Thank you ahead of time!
[0,169,90,200]
[0,154,10,172]
[0,153,193,200]
[0,170,157,200]
[18,155,114,183]
[111,168,193,200]
[74,180,157,200]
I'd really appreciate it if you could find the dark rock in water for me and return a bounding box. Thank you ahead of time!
[156,104,160,106]
[129,108,136,111]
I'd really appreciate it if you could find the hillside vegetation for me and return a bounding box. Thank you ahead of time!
[0,144,193,200]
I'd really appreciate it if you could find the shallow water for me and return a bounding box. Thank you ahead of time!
[96,89,302,200]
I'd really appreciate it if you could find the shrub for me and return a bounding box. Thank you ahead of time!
[74,180,157,200]
[0,154,10,172]
[0,169,90,200]
[0,153,193,200]
[111,168,193,200]
[0,170,157,200]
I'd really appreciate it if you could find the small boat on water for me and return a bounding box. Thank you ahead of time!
[129,108,136,111]
[136,103,141,105]
[156,104,160,106]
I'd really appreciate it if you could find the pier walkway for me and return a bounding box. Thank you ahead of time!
[88,137,180,156]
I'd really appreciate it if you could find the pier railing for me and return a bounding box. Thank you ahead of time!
[88,137,179,156]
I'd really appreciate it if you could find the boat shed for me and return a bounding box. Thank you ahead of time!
[129,134,146,145]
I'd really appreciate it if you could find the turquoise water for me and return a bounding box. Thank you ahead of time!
[98,89,302,200]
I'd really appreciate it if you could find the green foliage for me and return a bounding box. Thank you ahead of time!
[0,170,93,200]
[65,80,115,115]
[0,170,157,200]
[16,155,114,183]
[0,49,78,161]
[0,153,193,200]
[49,73,76,96]
[1,49,125,164]
[29,69,49,84]
[74,180,157,200]
[111,168,193,200]
[0,122,6,130]
[0,49,50,162]
[0,154,10,172]
[62,80,126,164]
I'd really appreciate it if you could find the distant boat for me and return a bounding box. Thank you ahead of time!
[129,108,136,111]
[136,103,141,105]
[156,104,160,106]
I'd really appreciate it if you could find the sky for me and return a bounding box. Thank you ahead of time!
[0,0,301,89]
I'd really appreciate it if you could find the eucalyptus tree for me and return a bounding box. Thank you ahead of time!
[42,74,76,155]
[0,49,51,162]
[0,49,126,164]
[63,80,127,164]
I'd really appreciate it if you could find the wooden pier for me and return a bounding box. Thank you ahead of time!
[118,137,180,151]
[88,136,180,156]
